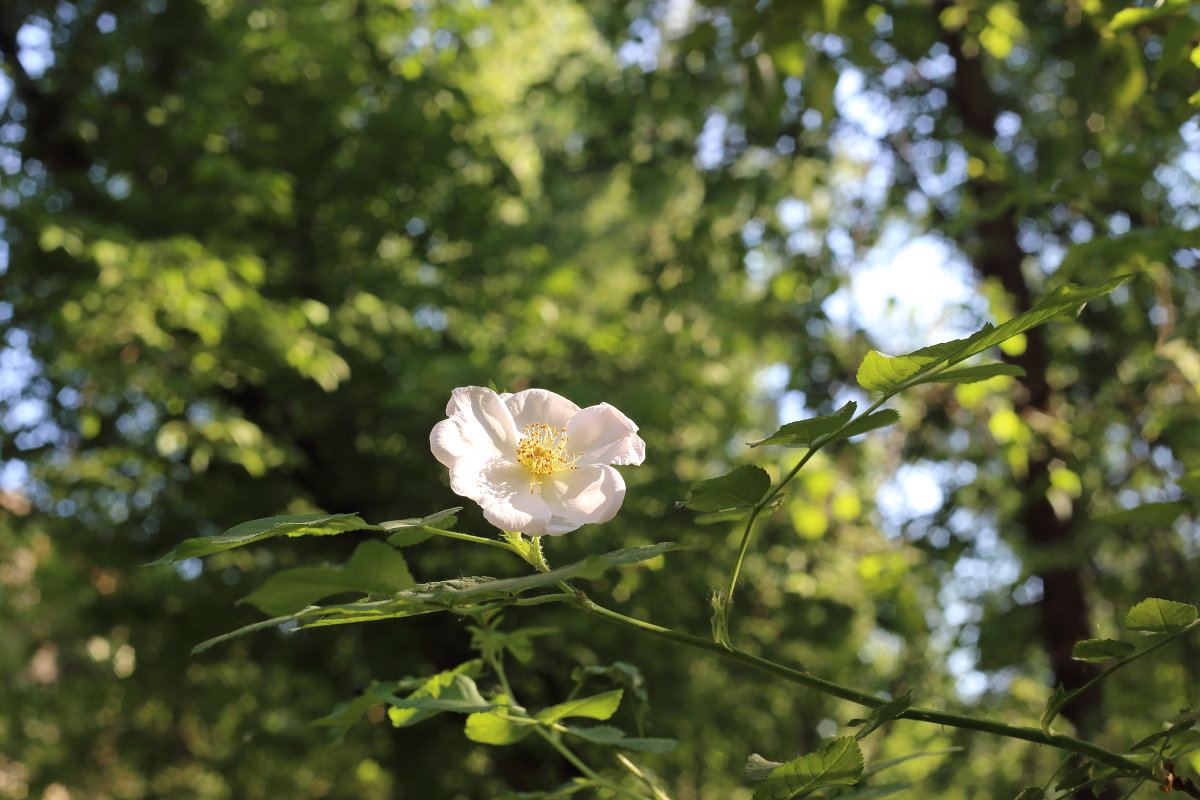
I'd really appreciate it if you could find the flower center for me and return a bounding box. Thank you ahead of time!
[516,423,582,490]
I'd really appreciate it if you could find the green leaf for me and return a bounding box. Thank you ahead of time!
[1125,598,1199,633]
[681,465,771,513]
[848,691,912,740]
[149,512,380,564]
[752,737,865,800]
[1092,502,1189,526]
[746,754,785,782]
[1071,638,1135,662]
[1130,704,1200,752]
[830,784,910,800]
[390,662,487,728]
[908,363,1025,386]
[827,409,900,442]
[314,664,489,739]
[243,540,415,616]
[536,690,623,724]
[1178,471,1200,497]
[1154,18,1200,82]
[465,697,536,745]
[383,507,461,546]
[191,611,312,655]
[947,276,1133,365]
[562,725,676,754]
[749,402,856,448]
[1041,685,1069,736]
[1111,4,1188,30]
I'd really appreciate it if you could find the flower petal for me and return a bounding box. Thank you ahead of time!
[565,403,646,466]
[431,386,520,466]
[477,461,553,534]
[538,465,627,535]
[505,389,580,430]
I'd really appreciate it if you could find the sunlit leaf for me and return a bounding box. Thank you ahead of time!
[150,512,380,564]
[827,410,900,442]
[1125,598,1198,633]
[535,690,623,724]
[753,737,864,800]
[390,662,487,729]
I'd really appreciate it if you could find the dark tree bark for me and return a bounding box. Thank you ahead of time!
[933,2,1103,745]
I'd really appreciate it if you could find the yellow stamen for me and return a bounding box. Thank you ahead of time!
[516,423,582,492]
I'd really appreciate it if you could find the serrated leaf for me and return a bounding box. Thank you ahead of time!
[682,465,771,513]
[394,543,686,607]
[749,402,856,448]
[149,512,380,564]
[827,409,900,442]
[243,540,415,616]
[746,754,784,782]
[1071,638,1135,662]
[908,363,1025,386]
[1125,598,1198,633]
[752,737,864,800]
[947,276,1132,365]
[536,690,623,724]
[1092,502,1189,527]
[563,725,676,754]
[314,664,488,739]
[383,507,461,547]
[390,662,486,729]
[848,691,912,740]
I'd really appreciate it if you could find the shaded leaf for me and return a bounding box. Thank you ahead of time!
[749,402,856,448]
[1178,470,1200,497]
[1092,502,1189,527]
[908,363,1025,386]
[747,754,785,782]
[681,466,771,513]
[947,276,1132,365]
[563,725,676,754]
[753,737,864,800]
[383,507,461,547]
[243,540,415,616]
[1071,639,1135,662]
[827,410,900,442]
[848,691,912,740]
[1125,598,1198,633]
[1042,684,1069,736]
[150,512,380,564]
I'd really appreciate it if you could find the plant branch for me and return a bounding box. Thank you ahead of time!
[570,595,1157,780]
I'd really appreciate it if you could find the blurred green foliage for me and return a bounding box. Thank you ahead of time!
[2,0,1199,797]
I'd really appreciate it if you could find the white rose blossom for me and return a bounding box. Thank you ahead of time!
[430,386,646,536]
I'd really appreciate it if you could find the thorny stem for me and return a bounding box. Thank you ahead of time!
[566,594,1159,781]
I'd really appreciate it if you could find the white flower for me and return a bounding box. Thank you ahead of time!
[430,386,646,536]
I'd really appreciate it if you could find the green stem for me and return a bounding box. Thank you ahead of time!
[613,752,672,800]
[429,527,523,553]
[535,728,653,800]
[571,597,1156,779]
